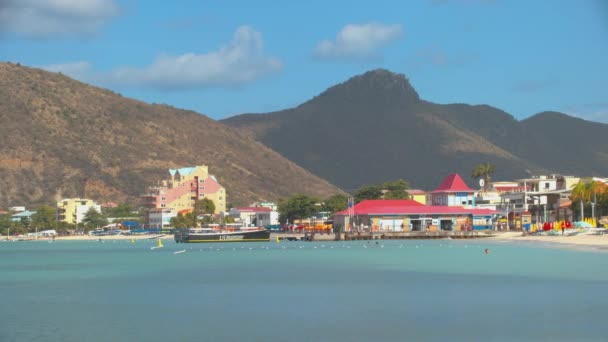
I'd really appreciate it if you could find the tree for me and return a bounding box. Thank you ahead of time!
[323,194,348,214]
[354,185,382,203]
[278,194,319,224]
[471,163,496,191]
[82,207,108,230]
[571,179,591,221]
[194,198,216,216]
[170,212,198,228]
[31,205,56,230]
[382,179,411,199]
[104,203,135,218]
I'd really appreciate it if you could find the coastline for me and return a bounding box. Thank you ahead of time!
[4,234,173,242]
[488,231,608,249]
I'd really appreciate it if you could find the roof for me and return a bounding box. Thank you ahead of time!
[235,207,272,213]
[169,166,197,177]
[335,199,424,215]
[203,175,222,193]
[494,185,530,192]
[408,189,426,195]
[432,174,474,193]
[335,202,496,216]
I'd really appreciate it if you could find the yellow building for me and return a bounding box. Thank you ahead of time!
[408,189,427,205]
[57,198,101,224]
[141,165,226,229]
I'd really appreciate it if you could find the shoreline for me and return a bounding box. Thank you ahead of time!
[3,234,173,242]
[487,231,608,249]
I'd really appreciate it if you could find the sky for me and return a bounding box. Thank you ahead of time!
[1,0,607,122]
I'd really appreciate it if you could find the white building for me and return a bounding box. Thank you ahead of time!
[147,208,177,230]
[229,207,278,227]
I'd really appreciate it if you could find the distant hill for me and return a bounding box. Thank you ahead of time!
[0,62,342,208]
[223,69,608,191]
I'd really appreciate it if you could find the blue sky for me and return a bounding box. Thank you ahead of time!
[1,0,607,122]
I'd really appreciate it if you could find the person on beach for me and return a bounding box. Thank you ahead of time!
[485,248,490,254]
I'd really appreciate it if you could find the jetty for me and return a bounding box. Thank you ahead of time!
[271,230,494,242]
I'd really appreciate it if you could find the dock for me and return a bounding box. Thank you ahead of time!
[271,231,494,242]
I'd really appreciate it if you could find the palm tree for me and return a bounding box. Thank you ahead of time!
[588,180,607,223]
[571,180,591,221]
[471,163,496,191]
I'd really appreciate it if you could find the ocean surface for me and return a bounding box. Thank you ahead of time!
[2,238,608,342]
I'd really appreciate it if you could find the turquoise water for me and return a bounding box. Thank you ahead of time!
[2,239,608,341]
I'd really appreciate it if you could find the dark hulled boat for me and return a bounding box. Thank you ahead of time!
[174,227,270,243]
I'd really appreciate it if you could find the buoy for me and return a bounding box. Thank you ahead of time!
[130,238,135,244]
[275,236,280,243]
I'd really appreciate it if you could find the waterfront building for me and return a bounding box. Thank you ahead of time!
[146,208,177,230]
[11,210,35,222]
[56,198,101,224]
[428,173,476,207]
[140,165,226,229]
[500,175,579,223]
[333,199,495,232]
[229,206,278,227]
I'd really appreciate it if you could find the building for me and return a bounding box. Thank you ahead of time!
[333,199,496,232]
[147,208,177,231]
[141,165,226,229]
[500,175,579,223]
[428,173,476,207]
[11,210,35,222]
[56,198,101,224]
[228,206,278,227]
[408,189,427,205]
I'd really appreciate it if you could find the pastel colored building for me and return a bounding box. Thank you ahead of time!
[429,173,476,207]
[141,165,226,229]
[408,189,427,205]
[57,198,101,224]
[333,199,496,232]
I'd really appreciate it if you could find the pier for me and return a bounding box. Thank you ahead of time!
[271,230,494,242]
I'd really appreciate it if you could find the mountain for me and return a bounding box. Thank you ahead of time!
[223,69,608,192]
[0,62,342,208]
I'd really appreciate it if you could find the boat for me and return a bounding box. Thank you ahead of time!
[174,227,270,243]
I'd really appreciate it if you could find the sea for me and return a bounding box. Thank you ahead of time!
[1,238,608,342]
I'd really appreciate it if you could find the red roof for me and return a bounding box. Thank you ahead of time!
[235,206,272,213]
[432,174,473,193]
[335,200,424,215]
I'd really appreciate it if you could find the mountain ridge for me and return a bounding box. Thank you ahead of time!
[0,62,343,207]
[222,68,608,191]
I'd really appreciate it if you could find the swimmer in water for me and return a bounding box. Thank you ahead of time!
[484,248,490,254]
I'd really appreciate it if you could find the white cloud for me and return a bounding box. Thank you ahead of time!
[0,0,118,38]
[107,26,282,89]
[314,22,403,60]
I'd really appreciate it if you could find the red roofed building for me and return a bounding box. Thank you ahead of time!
[334,199,496,232]
[429,173,476,207]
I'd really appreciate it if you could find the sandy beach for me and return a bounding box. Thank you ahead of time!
[2,234,173,242]
[490,231,608,248]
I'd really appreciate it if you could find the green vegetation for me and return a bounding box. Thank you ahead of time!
[471,163,496,191]
[571,179,608,221]
[278,194,320,224]
[82,207,108,230]
[354,179,410,203]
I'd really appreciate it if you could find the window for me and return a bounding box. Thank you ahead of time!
[161,197,166,201]
[161,204,166,208]
[545,183,550,189]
